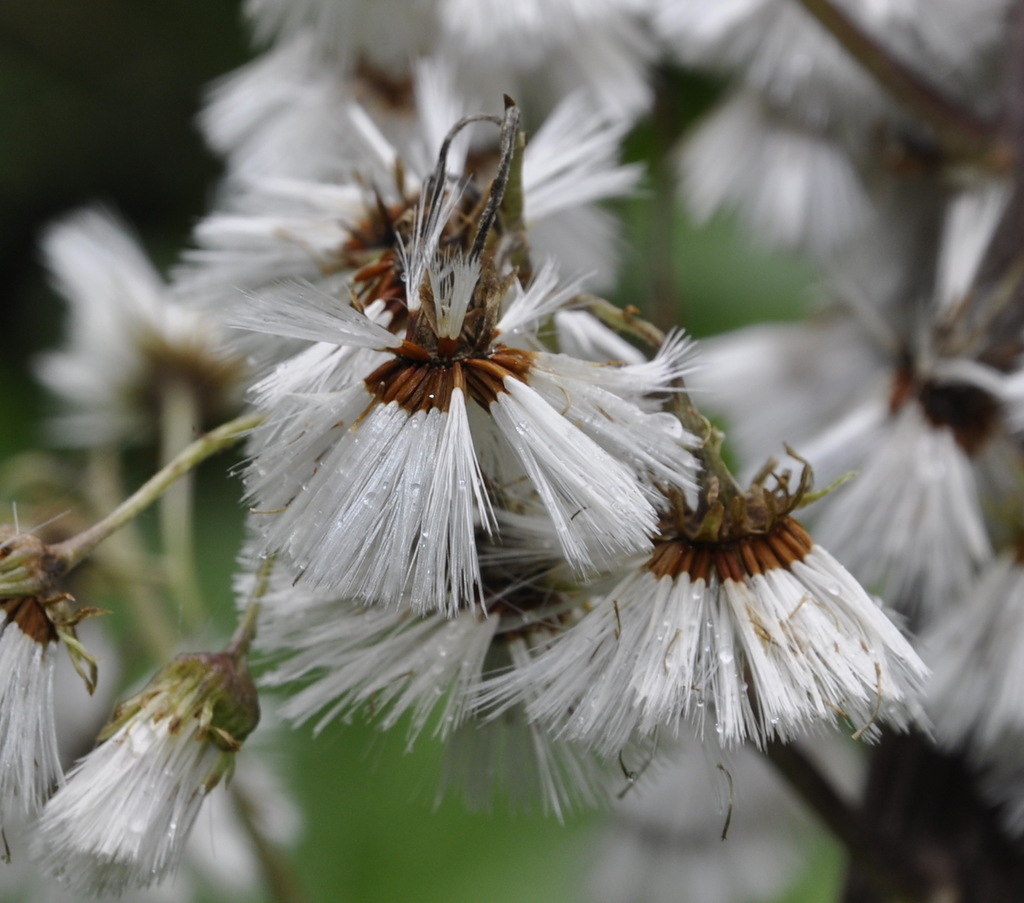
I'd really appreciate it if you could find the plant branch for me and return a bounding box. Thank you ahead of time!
[765,740,935,902]
[792,0,1005,166]
[51,412,262,577]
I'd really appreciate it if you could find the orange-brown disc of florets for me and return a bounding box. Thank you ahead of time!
[647,517,814,583]
[351,253,410,312]
[463,349,532,405]
[365,353,464,412]
[364,344,534,414]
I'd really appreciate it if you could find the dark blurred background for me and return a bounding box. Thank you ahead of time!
[0,0,250,451]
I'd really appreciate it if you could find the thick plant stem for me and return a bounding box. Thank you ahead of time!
[765,741,934,902]
[840,732,1024,903]
[792,0,1004,166]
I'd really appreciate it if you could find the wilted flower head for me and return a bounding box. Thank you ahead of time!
[36,648,260,896]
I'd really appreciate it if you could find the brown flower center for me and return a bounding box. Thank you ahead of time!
[364,344,533,413]
[1,596,58,645]
[647,517,814,582]
[889,364,1000,456]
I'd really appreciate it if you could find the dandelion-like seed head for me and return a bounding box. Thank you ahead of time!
[237,100,697,613]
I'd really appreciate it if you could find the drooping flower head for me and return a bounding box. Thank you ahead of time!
[0,595,63,826]
[36,646,260,896]
[0,524,103,829]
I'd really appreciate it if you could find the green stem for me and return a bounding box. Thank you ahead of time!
[52,412,262,576]
[227,600,262,661]
[159,379,205,628]
[792,0,1004,165]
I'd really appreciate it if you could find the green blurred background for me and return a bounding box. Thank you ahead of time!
[0,4,837,902]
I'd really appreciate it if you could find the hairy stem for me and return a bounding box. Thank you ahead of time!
[52,412,262,576]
